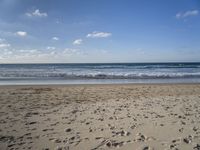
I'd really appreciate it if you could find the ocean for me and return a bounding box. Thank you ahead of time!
[0,63,200,85]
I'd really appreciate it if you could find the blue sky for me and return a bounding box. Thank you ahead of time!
[0,0,200,63]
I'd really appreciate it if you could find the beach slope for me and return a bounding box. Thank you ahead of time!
[0,84,200,150]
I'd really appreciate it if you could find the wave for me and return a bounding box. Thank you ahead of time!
[1,72,200,80]
[1,63,200,80]
[1,63,200,69]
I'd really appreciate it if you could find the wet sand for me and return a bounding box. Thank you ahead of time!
[0,84,200,150]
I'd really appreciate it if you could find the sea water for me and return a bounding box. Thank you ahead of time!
[0,63,200,85]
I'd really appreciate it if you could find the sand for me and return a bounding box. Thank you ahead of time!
[0,84,200,150]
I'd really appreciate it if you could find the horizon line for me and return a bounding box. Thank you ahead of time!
[0,61,200,65]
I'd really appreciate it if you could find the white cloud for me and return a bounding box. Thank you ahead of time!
[0,39,10,48]
[86,31,112,38]
[46,46,56,50]
[2,49,13,55]
[0,48,83,63]
[16,31,27,37]
[63,48,79,55]
[1,49,38,62]
[52,37,59,41]
[176,10,199,19]
[18,49,39,54]
[73,39,83,45]
[0,43,10,48]
[26,9,48,17]
[50,51,57,55]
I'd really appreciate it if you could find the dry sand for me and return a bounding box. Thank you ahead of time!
[0,84,200,150]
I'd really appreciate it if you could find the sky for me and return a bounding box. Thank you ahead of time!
[0,0,200,63]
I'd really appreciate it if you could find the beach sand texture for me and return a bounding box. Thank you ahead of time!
[0,84,200,150]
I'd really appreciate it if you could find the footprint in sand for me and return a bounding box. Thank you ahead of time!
[65,128,72,132]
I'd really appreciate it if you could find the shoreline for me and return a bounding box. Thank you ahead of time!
[1,77,200,86]
[0,82,200,88]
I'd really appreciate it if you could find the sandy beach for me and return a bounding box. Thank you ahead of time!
[0,84,200,150]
